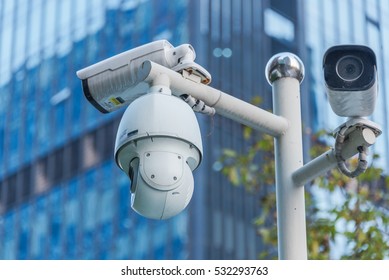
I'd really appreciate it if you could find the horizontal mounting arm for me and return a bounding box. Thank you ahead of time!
[292,127,377,186]
[139,60,289,137]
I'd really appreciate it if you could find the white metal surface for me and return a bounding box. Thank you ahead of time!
[114,85,202,220]
[272,77,308,260]
[114,88,203,175]
[292,127,377,186]
[76,40,211,113]
[265,53,308,260]
[326,86,377,117]
[139,60,289,137]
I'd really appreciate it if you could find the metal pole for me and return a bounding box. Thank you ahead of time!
[266,53,308,259]
[140,60,289,137]
[292,127,377,186]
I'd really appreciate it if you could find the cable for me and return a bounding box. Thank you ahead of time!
[334,126,368,178]
[180,94,215,116]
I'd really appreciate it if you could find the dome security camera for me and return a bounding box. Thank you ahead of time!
[323,45,377,118]
[76,40,211,220]
[114,90,203,220]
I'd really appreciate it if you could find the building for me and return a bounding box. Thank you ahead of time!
[187,0,306,259]
[0,0,192,260]
[1,0,387,260]
[1,0,306,260]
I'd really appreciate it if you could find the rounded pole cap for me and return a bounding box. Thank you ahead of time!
[265,52,305,85]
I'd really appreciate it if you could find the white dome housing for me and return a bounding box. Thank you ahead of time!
[114,92,202,219]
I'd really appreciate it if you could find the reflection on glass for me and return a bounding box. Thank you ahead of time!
[264,8,294,42]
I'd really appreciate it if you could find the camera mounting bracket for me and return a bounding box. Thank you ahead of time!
[333,118,381,178]
[333,117,382,138]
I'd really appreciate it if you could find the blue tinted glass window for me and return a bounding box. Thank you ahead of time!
[104,9,119,55]
[42,0,56,58]
[153,223,167,259]
[96,162,115,259]
[88,0,105,35]
[136,2,153,43]
[57,0,72,57]
[3,211,16,259]
[24,68,38,162]
[73,40,86,71]
[48,187,63,259]
[118,174,130,233]
[36,99,50,155]
[84,187,98,231]
[71,88,82,137]
[172,237,185,259]
[39,57,54,90]
[31,196,48,259]
[0,85,9,124]
[86,32,101,65]
[37,58,55,153]
[0,127,4,169]
[0,1,14,85]
[264,8,295,42]
[18,204,32,259]
[10,79,22,131]
[13,0,28,71]
[27,0,42,67]
[73,0,87,41]
[115,235,130,259]
[100,187,114,224]
[118,8,137,48]
[82,170,98,258]
[54,102,66,146]
[9,125,20,170]
[57,56,69,90]
[64,179,80,259]
[171,213,188,259]
[155,2,169,38]
[133,221,149,259]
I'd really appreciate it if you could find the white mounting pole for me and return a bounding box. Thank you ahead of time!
[140,61,289,137]
[292,127,377,186]
[266,53,308,260]
[142,58,308,259]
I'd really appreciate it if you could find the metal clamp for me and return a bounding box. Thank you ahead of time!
[334,118,381,178]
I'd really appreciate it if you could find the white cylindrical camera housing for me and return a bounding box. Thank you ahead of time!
[323,45,378,117]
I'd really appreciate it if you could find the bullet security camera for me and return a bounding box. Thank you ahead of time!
[323,45,377,117]
[323,45,381,178]
[76,40,211,113]
[114,90,203,220]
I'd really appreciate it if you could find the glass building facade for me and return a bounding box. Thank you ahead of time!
[1,0,388,260]
[0,0,190,259]
[0,0,306,260]
[188,0,306,259]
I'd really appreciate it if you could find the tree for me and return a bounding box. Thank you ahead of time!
[219,125,389,259]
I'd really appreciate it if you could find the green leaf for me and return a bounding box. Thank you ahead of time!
[243,126,253,140]
[223,149,237,158]
[228,167,240,186]
[251,96,263,106]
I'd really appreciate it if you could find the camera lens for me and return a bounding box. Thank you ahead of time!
[336,55,364,82]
